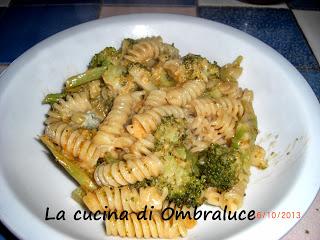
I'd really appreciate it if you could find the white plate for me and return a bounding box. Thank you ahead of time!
[0,14,319,240]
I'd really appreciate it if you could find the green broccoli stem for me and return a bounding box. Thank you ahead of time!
[231,100,257,150]
[71,187,86,205]
[42,93,66,104]
[231,99,258,173]
[40,135,97,192]
[65,66,107,89]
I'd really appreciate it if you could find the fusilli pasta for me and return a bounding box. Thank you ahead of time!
[93,94,133,147]
[41,36,266,239]
[45,122,102,168]
[124,37,162,64]
[94,154,163,187]
[124,134,155,159]
[129,105,186,138]
[105,212,188,238]
[166,80,206,106]
[129,65,157,91]
[45,91,103,128]
[144,90,167,107]
[190,98,219,117]
[211,109,237,139]
[163,59,186,83]
[83,186,167,212]
[217,81,243,99]
[204,187,224,208]
[88,80,101,99]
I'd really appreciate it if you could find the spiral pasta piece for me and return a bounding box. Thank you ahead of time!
[220,56,243,82]
[130,105,186,138]
[166,80,206,106]
[45,122,102,168]
[150,65,168,87]
[94,154,163,187]
[105,212,188,238]
[161,201,196,222]
[242,89,254,102]
[113,135,136,149]
[190,98,219,117]
[93,94,133,147]
[202,129,225,145]
[129,65,157,91]
[188,116,205,134]
[187,117,225,152]
[211,110,236,139]
[124,37,162,64]
[159,43,180,62]
[131,90,146,114]
[217,81,243,99]
[88,80,101,99]
[83,186,167,213]
[188,116,208,134]
[123,134,155,160]
[144,90,167,107]
[160,201,197,231]
[46,91,92,124]
[216,97,244,119]
[163,59,186,83]
[188,140,210,153]
[131,90,146,102]
[190,96,244,120]
[204,187,224,208]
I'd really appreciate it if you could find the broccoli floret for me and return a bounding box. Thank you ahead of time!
[154,116,187,152]
[182,54,219,81]
[152,151,204,208]
[153,116,204,207]
[166,176,205,207]
[150,119,205,207]
[199,144,241,192]
[89,47,120,68]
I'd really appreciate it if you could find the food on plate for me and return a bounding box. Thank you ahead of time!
[41,36,267,238]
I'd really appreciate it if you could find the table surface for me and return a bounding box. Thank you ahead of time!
[0,0,319,239]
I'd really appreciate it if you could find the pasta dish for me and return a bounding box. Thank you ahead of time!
[41,36,267,238]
